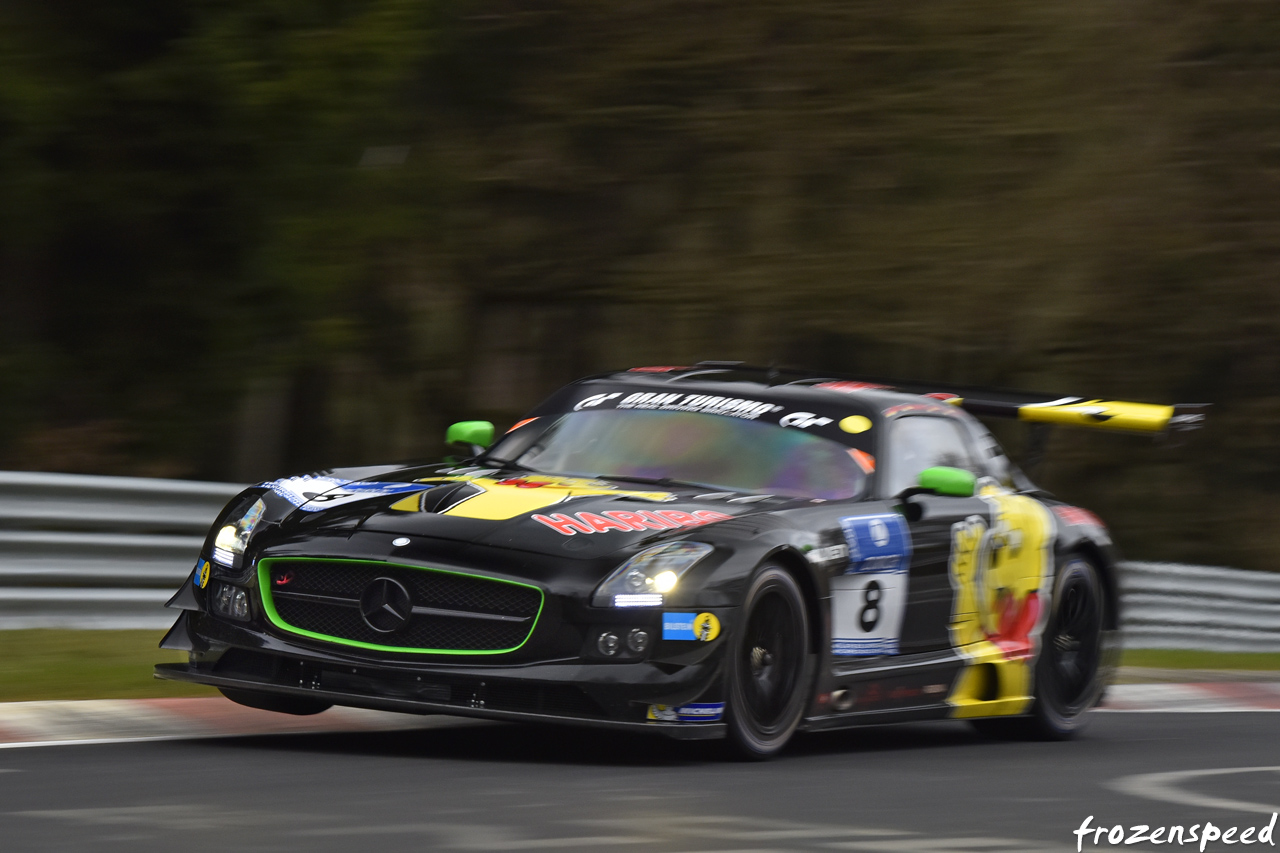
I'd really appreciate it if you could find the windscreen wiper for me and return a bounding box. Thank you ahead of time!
[483,458,549,476]
[586,473,729,492]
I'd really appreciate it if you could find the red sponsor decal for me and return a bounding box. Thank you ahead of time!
[533,508,733,536]
[923,392,960,402]
[496,478,551,489]
[628,366,690,373]
[860,682,885,706]
[848,448,876,474]
[599,510,671,531]
[1052,505,1106,529]
[505,417,538,433]
[273,571,294,586]
[815,381,892,393]
[987,591,1041,661]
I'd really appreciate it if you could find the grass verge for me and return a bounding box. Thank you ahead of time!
[0,629,216,702]
[1119,648,1280,670]
[0,631,1276,702]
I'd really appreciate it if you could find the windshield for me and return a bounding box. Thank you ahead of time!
[489,409,869,500]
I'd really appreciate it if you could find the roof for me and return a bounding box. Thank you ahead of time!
[577,362,1207,435]
[582,364,930,414]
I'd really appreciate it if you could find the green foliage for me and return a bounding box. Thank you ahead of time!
[0,0,1277,567]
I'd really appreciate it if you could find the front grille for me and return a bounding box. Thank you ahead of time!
[258,558,543,653]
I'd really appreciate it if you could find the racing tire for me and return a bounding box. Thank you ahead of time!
[971,553,1110,741]
[219,687,332,716]
[724,565,812,760]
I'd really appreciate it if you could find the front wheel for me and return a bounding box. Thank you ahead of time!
[724,565,812,759]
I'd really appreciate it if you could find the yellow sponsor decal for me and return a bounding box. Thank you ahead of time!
[839,415,873,434]
[388,474,672,521]
[947,486,1055,718]
[195,560,210,589]
[693,612,721,642]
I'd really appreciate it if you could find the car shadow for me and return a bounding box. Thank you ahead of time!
[182,715,1016,767]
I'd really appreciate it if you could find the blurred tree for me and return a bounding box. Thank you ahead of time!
[0,0,1276,568]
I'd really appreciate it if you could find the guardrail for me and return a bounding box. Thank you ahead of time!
[0,471,1277,649]
[0,471,241,629]
[1120,561,1280,653]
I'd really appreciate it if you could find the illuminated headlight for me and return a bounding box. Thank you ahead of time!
[212,497,266,566]
[593,542,714,607]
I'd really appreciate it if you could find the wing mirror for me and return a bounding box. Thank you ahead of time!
[917,466,976,498]
[896,467,976,520]
[445,420,495,459]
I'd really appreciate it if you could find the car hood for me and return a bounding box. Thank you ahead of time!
[263,468,793,561]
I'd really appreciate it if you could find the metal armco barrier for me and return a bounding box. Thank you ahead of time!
[1120,561,1280,653]
[0,471,242,629]
[0,471,1277,648]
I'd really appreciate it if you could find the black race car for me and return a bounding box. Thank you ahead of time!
[156,363,1206,757]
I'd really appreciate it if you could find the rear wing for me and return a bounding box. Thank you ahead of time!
[947,395,1207,435]
[667,363,1210,436]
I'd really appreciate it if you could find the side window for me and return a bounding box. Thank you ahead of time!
[961,420,1014,488]
[883,416,978,497]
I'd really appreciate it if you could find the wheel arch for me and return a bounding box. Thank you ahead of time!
[762,546,825,656]
[1061,538,1121,631]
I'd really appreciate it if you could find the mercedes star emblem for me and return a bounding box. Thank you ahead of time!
[359,577,413,633]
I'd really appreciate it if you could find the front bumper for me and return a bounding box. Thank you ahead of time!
[155,610,729,740]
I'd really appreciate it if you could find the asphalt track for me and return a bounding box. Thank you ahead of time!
[0,713,1276,853]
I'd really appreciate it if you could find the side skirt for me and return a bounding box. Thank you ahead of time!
[801,703,954,731]
[806,649,966,727]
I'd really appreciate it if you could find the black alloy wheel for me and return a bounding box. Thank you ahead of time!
[725,565,812,759]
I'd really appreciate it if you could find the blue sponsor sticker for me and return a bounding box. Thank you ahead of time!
[662,612,698,640]
[193,559,210,589]
[839,513,912,574]
[832,637,899,656]
[265,475,428,511]
[648,702,726,722]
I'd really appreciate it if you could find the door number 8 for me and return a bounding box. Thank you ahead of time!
[859,580,881,632]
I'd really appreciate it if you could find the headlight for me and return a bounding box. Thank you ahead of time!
[212,497,266,566]
[593,542,714,607]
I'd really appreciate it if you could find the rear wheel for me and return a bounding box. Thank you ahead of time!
[219,688,332,716]
[971,553,1109,740]
[724,565,812,759]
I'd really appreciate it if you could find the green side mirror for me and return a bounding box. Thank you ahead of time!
[446,420,495,451]
[918,466,976,498]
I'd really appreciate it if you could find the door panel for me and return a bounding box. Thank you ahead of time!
[897,494,989,653]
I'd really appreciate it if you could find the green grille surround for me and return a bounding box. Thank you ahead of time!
[257,557,545,655]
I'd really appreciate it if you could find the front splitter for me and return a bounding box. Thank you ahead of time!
[154,664,725,741]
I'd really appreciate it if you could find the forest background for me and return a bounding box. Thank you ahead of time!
[1,0,1277,570]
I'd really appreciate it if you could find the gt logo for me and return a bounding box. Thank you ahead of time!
[780,411,833,429]
[574,393,620,411]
